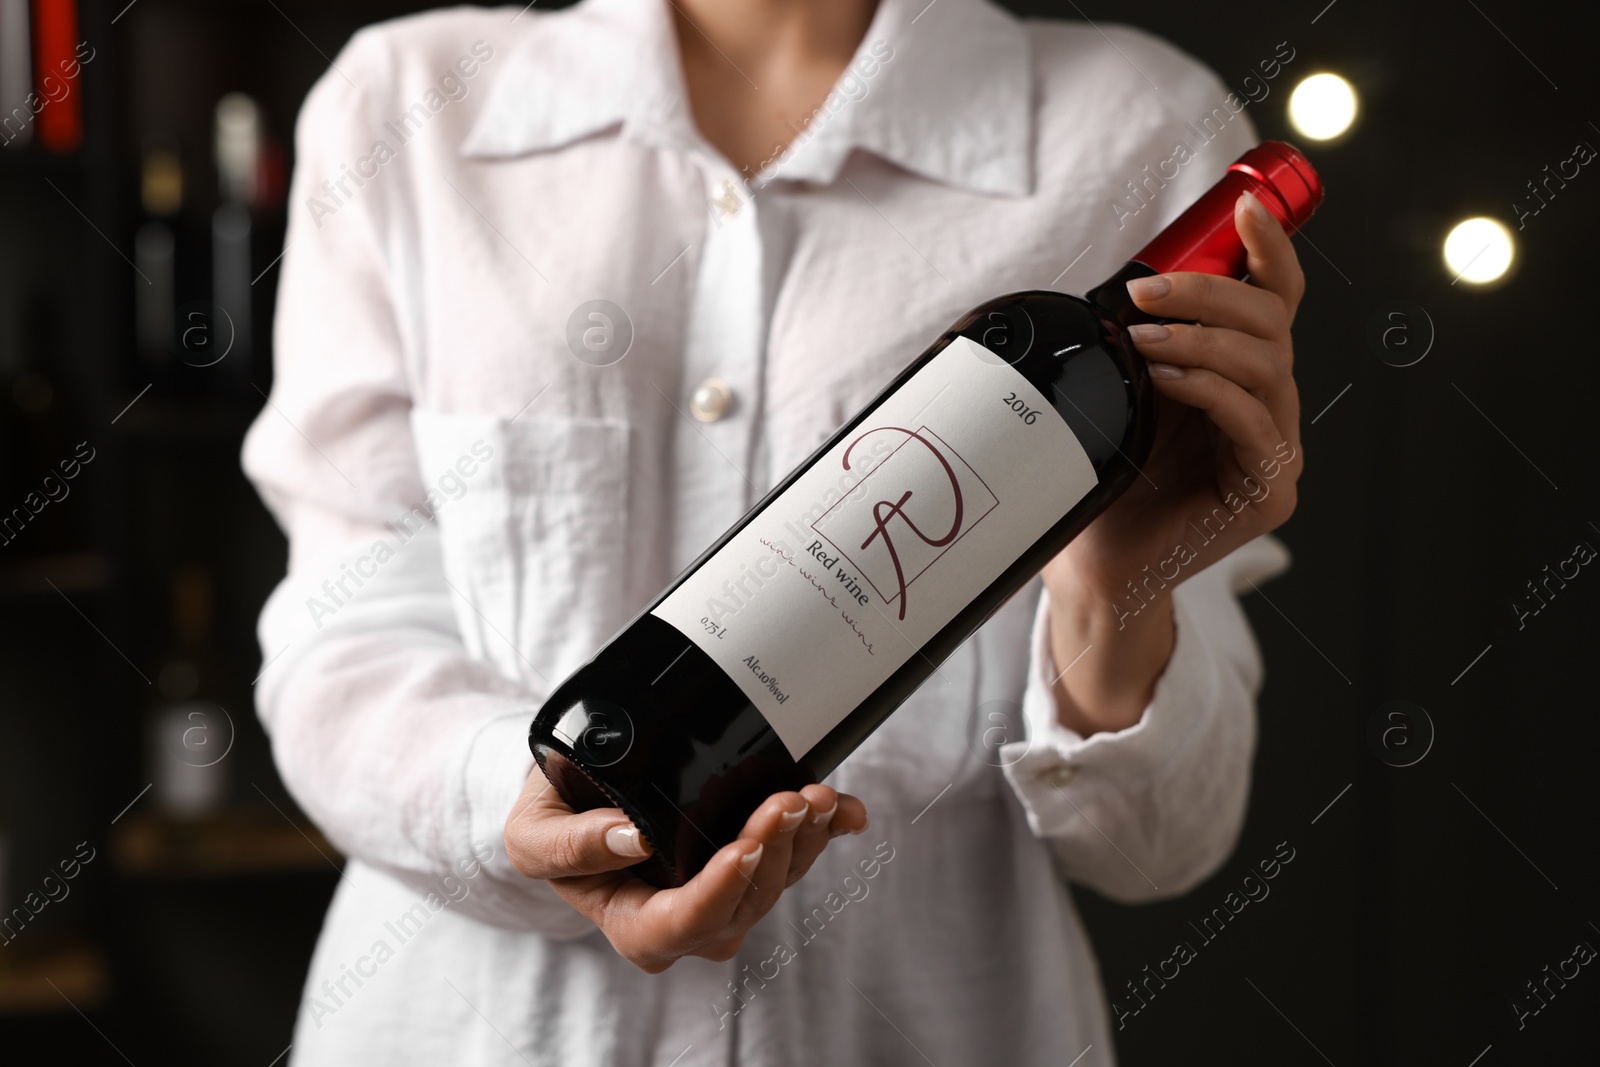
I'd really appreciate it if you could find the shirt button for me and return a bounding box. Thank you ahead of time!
[711,179,743,219]
[690,378,734,422]
[1045,765,1079,788]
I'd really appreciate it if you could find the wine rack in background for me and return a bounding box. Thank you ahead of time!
[0,2,439,1062]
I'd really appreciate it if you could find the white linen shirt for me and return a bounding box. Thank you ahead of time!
[242,1,1291,1064]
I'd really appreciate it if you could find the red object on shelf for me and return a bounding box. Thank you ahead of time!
[257,136,287,210]
[31,0,82,153]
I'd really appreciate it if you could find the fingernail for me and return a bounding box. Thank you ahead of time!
[1147,362,1185,380]
[809,801,839,826]
[1126,275,1171,301]
[605,824,651,858]
[1238,189,1269,221]
[778,803,809,833]
[1126,323,1170,344]
[737,843,764,876]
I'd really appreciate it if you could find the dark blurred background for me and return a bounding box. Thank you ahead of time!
[0,0,1594,1062]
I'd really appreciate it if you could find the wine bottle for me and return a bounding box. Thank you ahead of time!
[145,565,232,815]
[530,141,1324,888]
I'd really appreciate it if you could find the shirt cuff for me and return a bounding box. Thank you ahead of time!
[999,535,1288,837]
[457,712,599,940]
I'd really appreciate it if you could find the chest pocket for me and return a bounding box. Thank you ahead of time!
[411,410,632,689]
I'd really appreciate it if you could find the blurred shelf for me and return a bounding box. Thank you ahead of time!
[0,552,112,597]
[0,939,109,1016]
[112,808,340,879]
[0,148,81,182]
[110,394,259,441]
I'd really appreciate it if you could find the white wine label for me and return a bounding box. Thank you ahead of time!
[652,336,1099,759]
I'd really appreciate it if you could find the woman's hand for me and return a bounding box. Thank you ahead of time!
[1040,190,1307,733]
[504,763,868,973]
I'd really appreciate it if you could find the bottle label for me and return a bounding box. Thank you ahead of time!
[652,336,1099,759]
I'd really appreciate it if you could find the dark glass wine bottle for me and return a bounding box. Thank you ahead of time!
[531,141,1324,887]
[146,564,232,815]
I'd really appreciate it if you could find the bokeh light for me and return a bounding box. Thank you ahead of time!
[1289,73,1359,140]
[1443,217,1516,285]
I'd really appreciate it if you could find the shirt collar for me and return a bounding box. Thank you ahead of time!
[460,0,1034,197]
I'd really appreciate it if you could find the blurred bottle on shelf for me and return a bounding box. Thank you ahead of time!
[144,565,232,815]
[141,143,184,216]
[29,0,82,153]
[135,141,182,370]
[212,93,259,397]
[0,0,30,149]
[215,93,260,205]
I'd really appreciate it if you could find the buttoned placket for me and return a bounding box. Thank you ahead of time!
[666,163,769,573]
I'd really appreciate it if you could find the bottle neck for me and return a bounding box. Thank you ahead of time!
[1115,141,1324,280]
[1128,170,1263,279]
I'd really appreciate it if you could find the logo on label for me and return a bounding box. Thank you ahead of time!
[812,426,998,621]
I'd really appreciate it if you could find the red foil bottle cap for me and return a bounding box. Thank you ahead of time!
[1232,141,1324,232]
[1130,140,1325,279]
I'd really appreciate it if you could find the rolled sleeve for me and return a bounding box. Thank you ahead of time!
[1001,535,1290,901]
[460,713,601,939]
